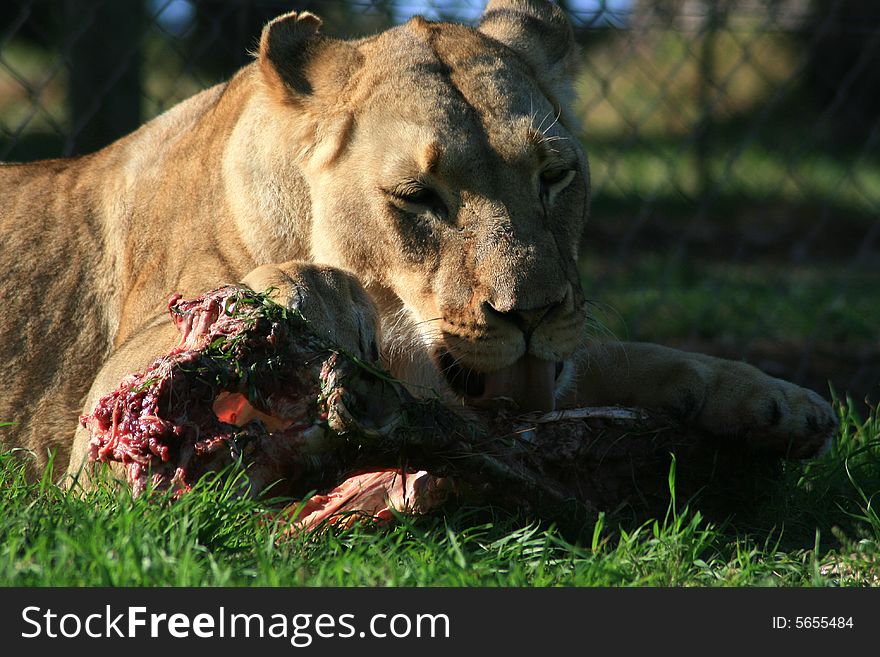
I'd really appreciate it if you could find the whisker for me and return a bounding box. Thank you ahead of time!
[535,109,554,134]
[409,316,442,329]
[541,107,562,136]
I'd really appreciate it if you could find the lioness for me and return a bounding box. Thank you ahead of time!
[0,0,835,486]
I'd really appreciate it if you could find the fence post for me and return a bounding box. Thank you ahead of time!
[696,0,718,204]
[64,0,144,156]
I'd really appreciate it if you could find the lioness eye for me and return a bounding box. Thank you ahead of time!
[390,184,447,218]
[398,187,434,204]
[540,168,572,186]
[539,167,575,202]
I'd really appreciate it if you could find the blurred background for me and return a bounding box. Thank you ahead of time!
[1,0,878,405]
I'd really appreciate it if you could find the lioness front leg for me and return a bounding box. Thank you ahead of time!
[66,261,380,486]
[570,341,837,459]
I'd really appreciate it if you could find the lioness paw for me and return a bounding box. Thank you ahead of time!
[242,262,380,363]
[739,383,837,459]
[700,370,838,460]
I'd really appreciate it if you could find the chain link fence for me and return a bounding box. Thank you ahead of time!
[2,0,878,404]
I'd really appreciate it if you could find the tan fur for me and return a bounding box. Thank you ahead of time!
[0,2,835,481]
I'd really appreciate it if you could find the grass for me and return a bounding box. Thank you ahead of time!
[1,396,878,587]
[581,255,880,345]
[578,253,880,406]
[584,138,880,216]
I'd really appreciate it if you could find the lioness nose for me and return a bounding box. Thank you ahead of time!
[488,299,562,340]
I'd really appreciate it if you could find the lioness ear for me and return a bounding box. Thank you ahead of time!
[258,11,362,106]
[478,0,578,110]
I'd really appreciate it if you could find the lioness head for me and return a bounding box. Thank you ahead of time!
[257,1,589,412]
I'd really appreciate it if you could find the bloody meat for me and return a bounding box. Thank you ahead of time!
[81,286,781,531]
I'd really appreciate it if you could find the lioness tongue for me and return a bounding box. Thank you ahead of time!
[481,354,556,413]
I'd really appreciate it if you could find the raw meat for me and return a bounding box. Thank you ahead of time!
[81,286,780,530]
